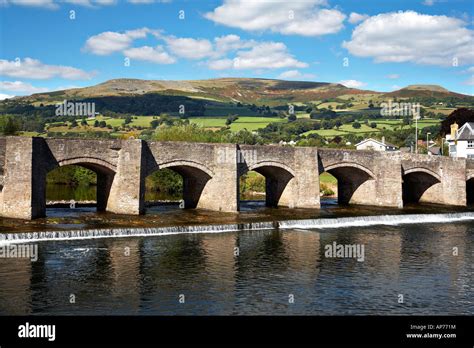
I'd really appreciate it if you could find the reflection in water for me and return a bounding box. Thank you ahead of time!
[46,183,97,202]
[46,183,181,203]
[0,221,472,315]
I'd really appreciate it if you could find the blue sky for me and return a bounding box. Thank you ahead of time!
[0,0,473,98]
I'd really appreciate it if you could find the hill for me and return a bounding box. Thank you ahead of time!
[11,78,377,106]
[384,84,469,99]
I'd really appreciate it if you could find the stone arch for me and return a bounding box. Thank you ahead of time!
[467,175,474,205]
[403,167,441,182]
[241,161,296,207]
[321,162,375,204]
[247,161,296,177]
[402,167,441,204]
[155,160,214,178]
[148,160,214,209]
[47,157,117,212]
[58,157,117,175]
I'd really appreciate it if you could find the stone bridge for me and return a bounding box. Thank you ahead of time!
[0,136,472,219]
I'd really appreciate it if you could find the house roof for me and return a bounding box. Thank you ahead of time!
[355,138,398,148]
[456,122,474,140]
[428,146,441,155]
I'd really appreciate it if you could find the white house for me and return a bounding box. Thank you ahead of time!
[446,122,474,159]
[355,137,398,152]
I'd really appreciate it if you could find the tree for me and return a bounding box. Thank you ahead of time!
[352,121,361,129]
[440,108,474,136]
[370,122,377,129]
[94,120,99,127]
[124,115,133,125]
[321,120,331,129]
[0,117,20,135]
[288,114,297,122]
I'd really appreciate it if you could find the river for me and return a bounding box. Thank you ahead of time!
[0,185,472,315]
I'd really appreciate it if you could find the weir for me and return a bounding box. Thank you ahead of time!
[0,212,473,245]
[0,136,472,220]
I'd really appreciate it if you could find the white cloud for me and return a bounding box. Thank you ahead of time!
[386,74,400,79]
[127,0,170,3]
[343,11,474,66]
[339,80,367,88]
[5,0,58,9]
[205,0,345,37]
[209,42,307,70]
[3,0,168,7]
[0,80,49,93]
[422,0,435,5]
[123,45,176,64]
[63,0,116,7]
[0,58,95,80]
[3,0,117,8]
[278,70,315,80]
[84,28,307,71]
[0,93,14,100]
[348,12,368,24]
[84,28,151,55]
[214,35,255,55]
[164,37,214,59]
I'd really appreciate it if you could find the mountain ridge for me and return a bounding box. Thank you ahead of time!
[6,78,471,106]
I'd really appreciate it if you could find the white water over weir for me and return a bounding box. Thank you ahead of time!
[1,212,474,245]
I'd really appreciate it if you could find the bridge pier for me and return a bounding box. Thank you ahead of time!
[196,144,239,212]
[0,137,48,219]
[279,147,320,208]
[106,140,146,215]
[96,171,114,212]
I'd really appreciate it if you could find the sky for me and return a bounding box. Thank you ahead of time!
[0,0,473,99]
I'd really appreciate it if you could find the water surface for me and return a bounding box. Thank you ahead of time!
[0,200,472,315]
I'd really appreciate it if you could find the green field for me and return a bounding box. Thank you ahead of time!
[303,118,440,138]
[85,115,156,128]
[43,112,442,140]
[189,116,285,131]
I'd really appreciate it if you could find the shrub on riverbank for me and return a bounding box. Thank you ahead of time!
[47,166,97,186]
